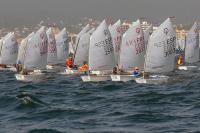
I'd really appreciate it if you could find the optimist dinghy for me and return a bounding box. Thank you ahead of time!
[178,22,199,71]
[15,26,48,82]
[81,20,115,82]
[0,32,18,72]
[64,27,95,75]
[135,18,176,84]
[46,27,63,72]
[110,19,145,82]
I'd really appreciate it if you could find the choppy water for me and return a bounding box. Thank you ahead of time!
[1,68,200,133]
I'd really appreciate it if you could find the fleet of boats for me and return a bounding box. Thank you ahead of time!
[0,17,199,85]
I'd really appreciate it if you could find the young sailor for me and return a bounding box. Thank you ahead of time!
[66,57,74,69]
[113,67,118,75]
[177,55,184,66]
[133,67,141,77]
[79,61,89,74]
[16,60,22,72]
[113,64,120,75]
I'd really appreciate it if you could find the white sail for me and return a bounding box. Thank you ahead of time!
[119,20,145,70]
[0,32,18,65]
[176,39,185,50]
[17,32,34,64]
[24,26,48,70]
[56,28,69,64]
[144,25,153,49]
[109,19,122,63]
[74,24,91,50]
[185,22,199,63]
[74,28,95,66]
[89,20,115,71]
[145,18,176,73]
[46,28,57,65]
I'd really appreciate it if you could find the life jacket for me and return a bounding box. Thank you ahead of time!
[79,64,89,72]
[66,59,73,68]
[177,57,183,65]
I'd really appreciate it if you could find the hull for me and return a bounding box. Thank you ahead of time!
[81,75,111,82]
[90,70,112,75]
[110,75,135,82]
[59,68,83,75]
[15,72,45,82]
[178,66,198,71]
[0,66,16,72]
[135,75,169,85]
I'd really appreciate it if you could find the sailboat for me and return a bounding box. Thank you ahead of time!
[178,22,199,70]
[81,20,115,82]
[135,18,176,84]
[15,26,48,82]
[64,28,95,75]
[56,28,69,65]
[46,27,60,72]
[111,20,145,82]
[16,32,34,72]
[64,25,92,75]
[0,32,18,71]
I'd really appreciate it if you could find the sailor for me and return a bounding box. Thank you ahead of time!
[79,61,89,74]
[133,67,141,77]
[113,67,118,75]
[16,60,22,72]
[113,64,120,74]
[177,55,183,66]
[66,57,74,69]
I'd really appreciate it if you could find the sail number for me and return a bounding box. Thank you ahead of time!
[48,39,56,53]
[39,39,48,56]
[164,36,176,57]
[126,36,145,54]
[95,37,114,55]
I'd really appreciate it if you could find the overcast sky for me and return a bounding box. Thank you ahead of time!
[0,0,199,26]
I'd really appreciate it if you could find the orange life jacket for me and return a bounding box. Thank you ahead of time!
[66,59,73,68]
[79,64,89,72]
[177,57,183,65]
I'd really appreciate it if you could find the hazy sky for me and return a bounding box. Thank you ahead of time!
[0,0,199,26]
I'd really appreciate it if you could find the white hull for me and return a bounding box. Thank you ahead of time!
[110,74,135,82]
[90,70,112,75]
[0,66,16,72]
[81,75,111,82]
[15,72,45,82]
[59,68,83,75]
[135,75,169,85]
[178,66,198,71]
